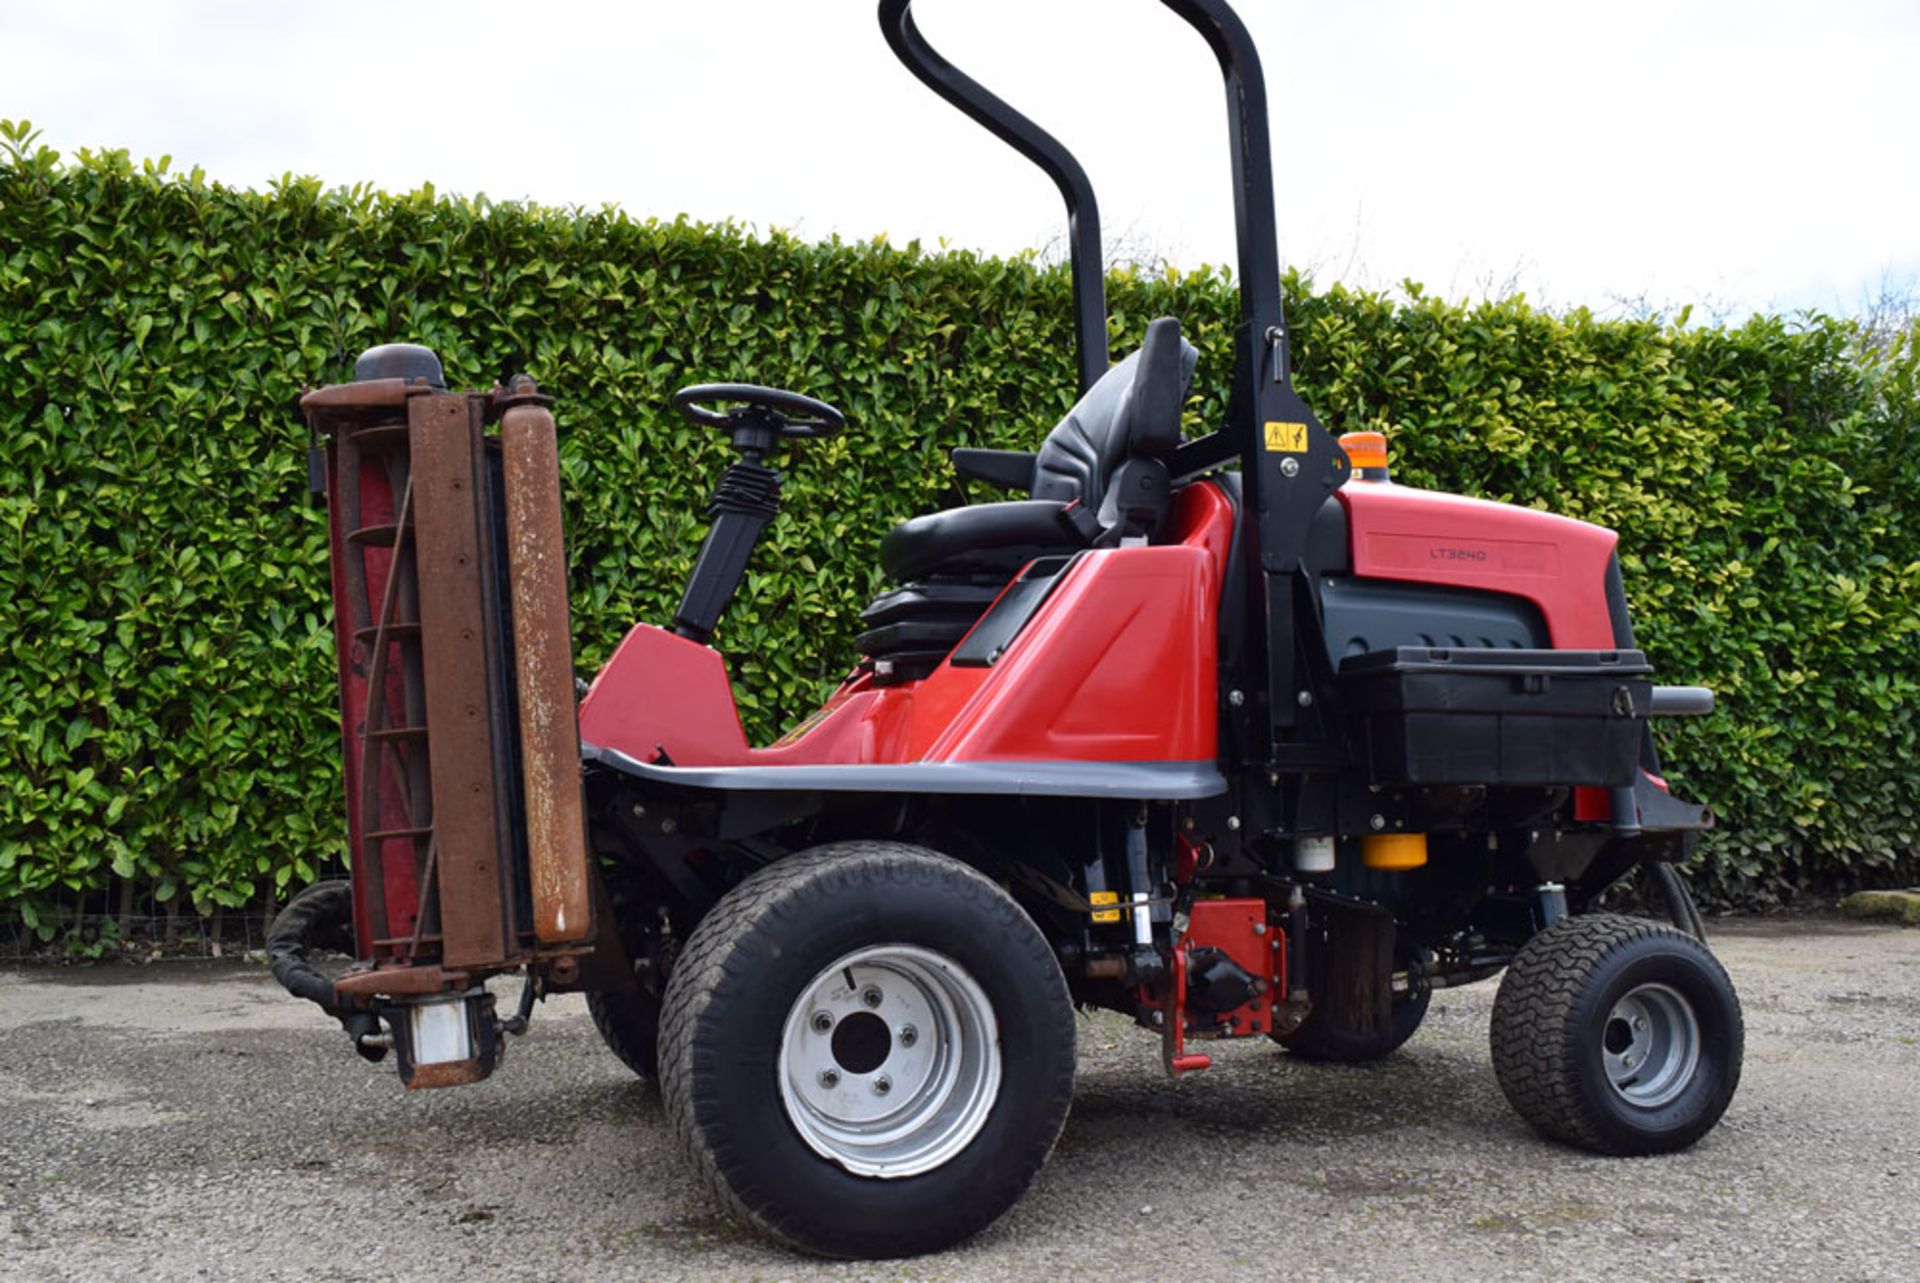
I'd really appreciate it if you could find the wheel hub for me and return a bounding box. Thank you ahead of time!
[777,944,1001,1179]
[1601,981,1701,1109]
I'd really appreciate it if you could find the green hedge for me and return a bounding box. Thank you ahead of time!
[1,124,1915,933]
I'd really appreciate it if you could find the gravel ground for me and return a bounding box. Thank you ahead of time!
[2,916,1916,1282]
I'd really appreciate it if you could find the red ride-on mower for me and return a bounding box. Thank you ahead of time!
[274,0,1741,1259]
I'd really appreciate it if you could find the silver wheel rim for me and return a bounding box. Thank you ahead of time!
[776,944,1002,1179]
[1601,981,1701,1108]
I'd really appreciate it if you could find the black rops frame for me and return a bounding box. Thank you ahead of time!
[876,0,1350,758]
[877,1,1108,396]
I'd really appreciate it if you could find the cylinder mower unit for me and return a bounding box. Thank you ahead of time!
[290,345,596,1088]
[273,0,1743,1261]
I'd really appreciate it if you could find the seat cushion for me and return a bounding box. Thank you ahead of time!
[878,499,1079,582]
[880,319,1196,586]
[1032,316,1196,510]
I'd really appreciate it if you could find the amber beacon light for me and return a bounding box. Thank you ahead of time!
[1339,430,1391,481]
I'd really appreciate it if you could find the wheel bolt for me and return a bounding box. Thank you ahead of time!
[810,1011,834,1034]
[861,986,883,1009]
[1633,1016,1647,1031]
[1621,1054,1636,1069]
[897,1024,918,1048]
[818,1068,840,1088]
[873,1075,892,1096]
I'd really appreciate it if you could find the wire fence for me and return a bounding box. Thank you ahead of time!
[2,851,351,963]
[0,909,292,964]
[1,865,1721,966]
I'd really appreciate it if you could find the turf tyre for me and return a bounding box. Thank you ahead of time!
[587,982,661,1081]
[1490,912,1741,1155]
[658,841,1076,1258]
[1280,984,1431,1062]
[585,873,665,1081]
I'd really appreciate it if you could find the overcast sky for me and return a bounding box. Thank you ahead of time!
[4,0,1915,322]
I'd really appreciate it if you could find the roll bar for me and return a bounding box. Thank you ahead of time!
[1158,1,1284,370]
[877,1,1298,388]
[876,0,1349,752]
[876,0,1107,395]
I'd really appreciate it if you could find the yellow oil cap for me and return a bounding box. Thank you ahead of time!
[1339,431,1391,481]
[1360,832,1427,870]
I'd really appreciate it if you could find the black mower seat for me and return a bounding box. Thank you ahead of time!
[878,317,1197,584]
[860,318,1197,683]
[879,500,1078,582]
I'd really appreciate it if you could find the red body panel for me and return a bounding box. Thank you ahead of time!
[578,482,1234,767]
[578,626,755,764]
[919,544,1217,762]
[579,477,1624,781]
[1339,480,1625,821]
[1338,482,1619,648]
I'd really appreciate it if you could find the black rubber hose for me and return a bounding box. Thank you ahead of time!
[267,879,356,1011]
[1650,862,1709,943]
[267,879,389,1062]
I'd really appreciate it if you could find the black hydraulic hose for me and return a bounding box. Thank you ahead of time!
[267,879,389,1061]
[267,879,354,1011]
[1651,862,1709,943]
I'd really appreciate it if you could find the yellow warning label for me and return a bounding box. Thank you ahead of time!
[1089,891,1122,924]
[1264,420,1309,452]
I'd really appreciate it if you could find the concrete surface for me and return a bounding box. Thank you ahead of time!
[1,917,1916,1282]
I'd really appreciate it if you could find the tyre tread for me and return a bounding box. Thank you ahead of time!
[586,987,660,1081]
[584,872,664,1081]
[1490,912,1737,1155]
[658,841,1074,1257]
[1281,987,1431,1062]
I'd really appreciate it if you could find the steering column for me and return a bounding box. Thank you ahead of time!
[669,383,844,644]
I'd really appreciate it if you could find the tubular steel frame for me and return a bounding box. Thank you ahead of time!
[876,0,1350,760]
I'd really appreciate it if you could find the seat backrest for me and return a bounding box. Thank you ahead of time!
[1030,316,1196,511]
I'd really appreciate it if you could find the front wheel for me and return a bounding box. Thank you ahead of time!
[658,842,1076,1258]
[1490,913,1742,1155]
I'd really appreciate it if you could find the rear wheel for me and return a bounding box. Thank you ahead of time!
[1490,913,1742,1155]
[659,842,1076,1258]
[586,871,666,1081]
[1281,984,1430,1062]
[1278,904,1429,1062]
[586,982,661,1081]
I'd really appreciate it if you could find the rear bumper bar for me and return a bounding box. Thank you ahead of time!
[1650,685,1714,717]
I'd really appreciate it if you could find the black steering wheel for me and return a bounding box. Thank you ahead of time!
[672,383,845,440]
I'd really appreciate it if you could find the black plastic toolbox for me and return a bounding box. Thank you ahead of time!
[1337,647,1653,787]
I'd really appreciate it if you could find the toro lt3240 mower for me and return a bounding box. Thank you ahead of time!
[274,0,1742,1259]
